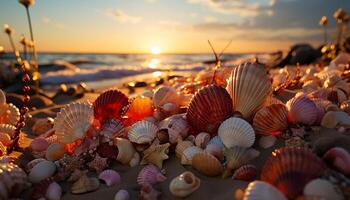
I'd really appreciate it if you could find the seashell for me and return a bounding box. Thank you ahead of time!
[0,162,28,199]
[114,137,136,165]
[100,119,125,140]
[88,154,108,173]
[330,52,350,67]
[253,104,288,136]
[68,169,88,182]
[261,147,327,199]
[287,95,318,125]
[243,181,287,200]
[0,103,20,126]
[181,146,202,165]
[186,84,232,135]
[175,140,194,159]
[218,117,255,148]
[303,178,344,200]
[258,135,276,149]
[192,152,223,176]
[223,146,260,178]
[137,164,166,186]
[226,62,272,119]
[321,111,350,128]
[232,164,257,181]
[32,117,54,136]
[0,124,15,137]
[54,102,94,144]
[194,132,210,148]
[29,160,56,183]
[205,144,224,160]
[71,174,100,194]
[30,137,49,152]
[93,89,129,123]
[0,142,6,156]
[142,90,153,99]
[169,171,200,198]
[207,135,225,149]
[26,158,46,172]
[97,143,119,159]
[158,114,189,144]
[129,152,140,167]
[327,88,347,104]
[46,182,62,200]
[139,183,161,200]
[128,120,158,144]
[162,102,178,113]
[125,96,153,121]
[45,143,65,161]
[323,147,350,175]
[98,169,121,187]
[140,141,170,168]
[0,156,17,164]
[153,86,179,108]
[114,189,130,200]
[179,93,193,107]
[263,95,283,106]
[0,132,11,146]
[0,89,5,105]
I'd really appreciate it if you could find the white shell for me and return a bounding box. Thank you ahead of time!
[303,179,344,200]
[243,181,287,200]
[128,120,158,144]
[207,136,225,149]
[218,117,255,148]
[0,89,5,105]
[181,146,202,165]
[29,160,56,183]
[258,136,276,149]
[54,102,94,144]
[169,171,200,198]
[114,138,136,165]
[158,114,189,144]
[224,146,260,174]
[46,182,62,200]
[194,132,210,148]
[114,189,130,200]
[153,86,179,107]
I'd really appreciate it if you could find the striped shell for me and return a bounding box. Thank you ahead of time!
[261,147,327,199]
[0,124,15,137]
[226,62,272,119]
[207,135,225,149]
[181,146,202,165]
[253,104,288,136]
[186,84,232,135]
[232,164,257,181]
[192,152,223,176]
[194,132,210,148]
[128,120,158,144]
[169,171,200,198]
[0,162,28,199]
[0,103,20,126]
[287,95,318,125]
[243,181,287,200]
[158,114,189,144]
[153,86,180,108]
[98,169,121,187]
[137,165,166,186]
[218,117,255,148]
[54,102,94,144]
[125,96,153,121]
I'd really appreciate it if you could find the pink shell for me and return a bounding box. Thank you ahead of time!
[98,169,121,187]
[30,137,49,152]
[286,95,319,125]
[46,182,62,200]
[261,147,327,199]
[253,104,288,136]
[186,85,232,135]
[137,165,166,186]
[195,132,210,148]
[205,144,223,160]
[100,119,125,139]
[158,114,189,144]
[323,147,350,175]
[232,164,257,181]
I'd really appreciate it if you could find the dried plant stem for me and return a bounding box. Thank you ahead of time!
[6,34,22,65]
[323,26,328,44]
[337,22,343,45]
[25,6,39,86]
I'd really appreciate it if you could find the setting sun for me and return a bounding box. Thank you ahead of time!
[151,46,161,55]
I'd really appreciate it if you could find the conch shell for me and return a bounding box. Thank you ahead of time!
[169,171,200,198]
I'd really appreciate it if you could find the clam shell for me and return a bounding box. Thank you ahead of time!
[137,165,166,186]
[205,144,224,160]
[175,140,194,159]
[98,169,121,187]
[26,158,46,172]
[0,162,28,199]
[30,137,49,152]
[0,89,5,105]
[125,96,153,121]
[287,95,319,125]
[218,117,255,148]
[243,181,287,200]
[114,189,130,200]
[71,174,100,194]
[186,84,232,135]
[303,179,344,200]
[153,86,179,108]
[45,143,65,161]
[232,164,257,181]
[226,62,272,119]
[54,102,94,144]
[194,132,210,148]
[100,119,125,140]
[261,147,327,199]
[0,103,20,125]
[46,182,62,200]
[29,160,56,183]
[192,152,223,176]
[158,114,189,144]
[114,137,136,165]
[169,171,200,198]
[253,104,288,136]
[181,146,202,165]
[323,147,350,175]
[0,124,15,137]
[321,111,350,128]
[93,89,129,123]
[128,120,158,144]
[139,184,161,200]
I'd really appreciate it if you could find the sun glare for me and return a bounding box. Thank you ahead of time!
[151,46,161,55]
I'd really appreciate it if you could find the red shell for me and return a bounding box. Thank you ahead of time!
[253,104,288,136]
[286,95,318,125]
[93,90,129,123]
[232,164,257,181]
[261,147,327,199]
[186,85,232,135]
[97,143,119,159]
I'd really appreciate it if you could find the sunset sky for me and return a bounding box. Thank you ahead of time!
[0,0,349,54]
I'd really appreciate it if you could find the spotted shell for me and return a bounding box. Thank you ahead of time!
[0,103,20,126]
[232,164,257,181]
[186,84,232,135]
[153,86,180,108]
[114,137,136,165]
[54,102,94,144]
[226,62,272,119]
[253,104,288,136]
[98,169,121,187]
[169,171,200,198]
[261,147,327,199]
[125,96,153,121]
[128,120,158,144]
[181,146,202,165]
[158,114,189,144]
[286,95,319,125]
[137,165,166,186]
[192,152,223,176]
[243,181,287,200]
[218,117,255,148]
[0,162,28,199]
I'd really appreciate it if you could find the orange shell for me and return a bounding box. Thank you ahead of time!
[125,96,153,121]
[253,104,288,136]
[192,152,223,176]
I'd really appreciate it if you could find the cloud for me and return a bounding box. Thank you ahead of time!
[204,16,218,23]
[145,0,158,3]
[105,9,142,24]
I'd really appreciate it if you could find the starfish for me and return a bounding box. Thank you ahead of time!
[141,140,170,168]
[88,154,108,173]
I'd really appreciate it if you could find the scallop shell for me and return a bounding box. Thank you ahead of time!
[71,174,100,194]
[0,89,5,105]
[169,171,200,198]
[303,179,344,200]
[0,132,11,146]
[186,84,233,135]
[45,143,65,161]
[287,95,319,125]
[93,89,129,123]
[114,189,130,200]
[114,137,136,165]
[261,147,327,199]
[100,119,125,140]
[192,152,223,176]
[98,169,121,187]
[0,162,28,199]
[128,120,158,144]
[46,182,62,200]
[263,95,283,106]
[205,144,224,160]
[153,86,179,108]
[321,111,350,128]
[0,124,15,137]
[54,102,94,144]
[30,137,49,152]
[158,114,189,144]
[323,147,350,175]
[175,140,194,159]
[243,181,287,200]
[218,117,255,148]
[0,103,20,125]
[29,160,56,183]
[194,132,210,148]
[181,146,202,165]
[125,96,153,121]
[226,62,272,119]
[253,104,288,136]
[137,165,166,186]
[139,184,161,200]
[232,164,257,181]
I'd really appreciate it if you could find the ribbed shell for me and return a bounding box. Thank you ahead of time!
[232,164,257,181]
[0,124,15,137]
[54,102,94,144]
[186,84,232,135]
[137,165,166,186]
[218,117,255,148]
[98,169,121,187]
[125,96,153,121]
[0,103,20,126]
[261,147,327,199]
[158,114,189,144]
[128,120,158,144]
[153,86,179,108]
[192,152,223,176]
[100,119,125,139]
[181,146,202,165]
[253,104,288,136]
[226,62,272,119]
[286,95,318,125]
[243,181,287,200]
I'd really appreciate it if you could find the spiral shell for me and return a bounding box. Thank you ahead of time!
[137,165,166,186]
[153,86,180,108]
[98,169,121,187]
[181,146,202,165]
[114,137,136,165]
[218,117,255,148]
[54,102,94,144]
[287,95,319,125]
[0,162,28,199]
[169,171,200,198]
[158,114,189,144]
[243,181,287,200]
[232,164,257,181]
[253,104,288,136]
[128,120,158,144]
[192,152,223,176]
[125,96,153,121]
